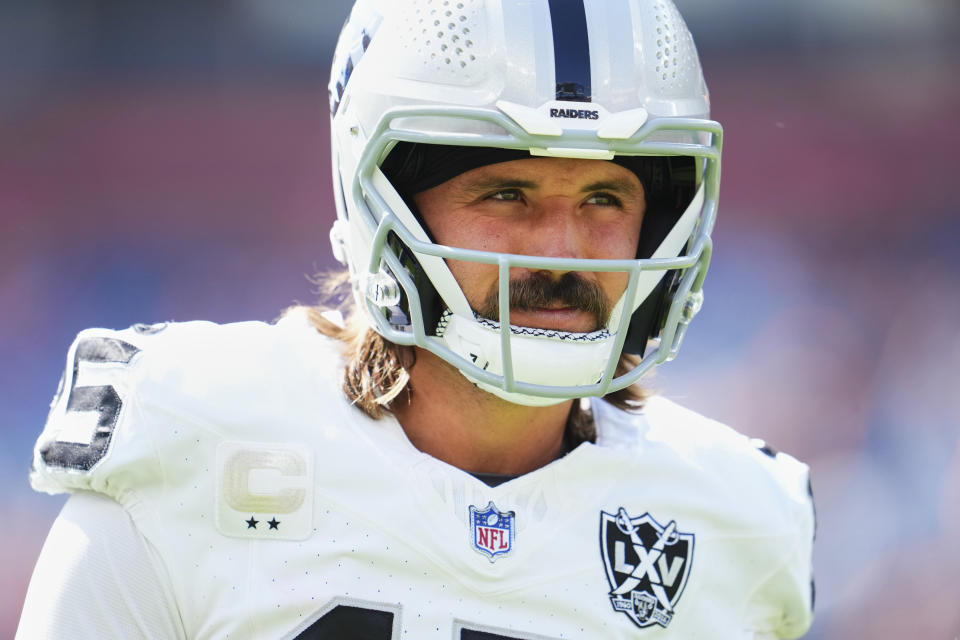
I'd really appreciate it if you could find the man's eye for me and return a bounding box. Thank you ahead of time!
[488,189,523,202]
[586,192,623,207]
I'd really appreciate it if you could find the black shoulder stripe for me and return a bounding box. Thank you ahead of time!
[548,0,592,101]
[75,336,141,364]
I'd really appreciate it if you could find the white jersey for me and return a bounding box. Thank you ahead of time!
[20,315,814,639]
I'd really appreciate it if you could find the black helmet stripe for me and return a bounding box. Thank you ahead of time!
[547,0,592,102]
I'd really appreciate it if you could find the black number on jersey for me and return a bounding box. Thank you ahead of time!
[460,631,530,640]
[294,603,559,639]
[40,336,140,471]
[294,605,393,639]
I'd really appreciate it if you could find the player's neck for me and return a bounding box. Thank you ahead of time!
[391,348,573,477]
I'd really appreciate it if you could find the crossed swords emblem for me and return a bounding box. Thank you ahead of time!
[612,507,680,612]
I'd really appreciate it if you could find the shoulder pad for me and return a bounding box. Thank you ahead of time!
[634,396,814,539]
[31,319,345,501]
[641,397,815,635]
[31,324,161,498]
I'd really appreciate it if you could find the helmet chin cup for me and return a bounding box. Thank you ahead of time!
[437,311,615,407]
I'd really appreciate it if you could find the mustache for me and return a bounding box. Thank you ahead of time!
[478,272,611,331]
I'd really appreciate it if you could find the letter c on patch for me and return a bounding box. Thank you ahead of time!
[222,449,307,514]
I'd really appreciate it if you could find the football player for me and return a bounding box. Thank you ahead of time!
[18,1,815,638]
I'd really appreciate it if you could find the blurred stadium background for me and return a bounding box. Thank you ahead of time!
[1,1,958,637]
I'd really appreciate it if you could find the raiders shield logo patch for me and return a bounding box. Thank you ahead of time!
[599,508,694,629]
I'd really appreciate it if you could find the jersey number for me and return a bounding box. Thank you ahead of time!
[295,604,555,639]
[40,337,140,471]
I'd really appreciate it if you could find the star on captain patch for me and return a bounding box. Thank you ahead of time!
[246,517,259,529]
[469,501,515,562]
[268,518,280,530]
[599,508,695,629]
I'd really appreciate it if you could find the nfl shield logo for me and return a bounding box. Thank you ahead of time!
[599,508,695,629]
[469,501,515,562]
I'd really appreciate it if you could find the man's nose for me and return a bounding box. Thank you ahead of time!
[524,198,584,261]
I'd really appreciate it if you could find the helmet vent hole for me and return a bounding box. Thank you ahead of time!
[402,0,483,78]
[648,0,699,95]
[392,0,489,86]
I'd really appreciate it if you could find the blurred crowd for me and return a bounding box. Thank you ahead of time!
[2,1,958,637]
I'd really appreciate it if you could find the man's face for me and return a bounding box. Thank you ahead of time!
[413,157,646,334]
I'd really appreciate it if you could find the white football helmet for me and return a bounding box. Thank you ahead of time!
[328,0,722,406]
